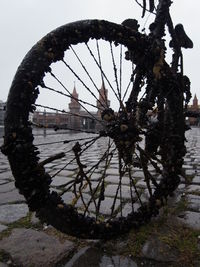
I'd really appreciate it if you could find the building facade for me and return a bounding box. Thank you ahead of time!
[33,82,110,132]
[187,94,200,126]
[2,93,200,129]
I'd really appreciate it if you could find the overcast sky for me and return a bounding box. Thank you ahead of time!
[0,0,199,104]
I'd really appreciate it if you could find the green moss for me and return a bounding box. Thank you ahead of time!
[184,174,194,183]
[9,212,32,228]
[44,226,78,244]
[159,225,200,266]
[172,196,188,215]
[160,195,189,218]
[122,215,200,266]
[0,212,43,241]
[126,223,157,257]
[119,195,200,266]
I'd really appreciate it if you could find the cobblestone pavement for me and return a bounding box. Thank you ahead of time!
[0,128,200,266]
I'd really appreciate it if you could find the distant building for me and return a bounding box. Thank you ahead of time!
[0,101,6,125]
[187,94,200,126]
[33,82,110,131]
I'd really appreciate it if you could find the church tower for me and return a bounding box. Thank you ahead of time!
[96,81,110,115]
[95,81,110,131]
[193,94,198,109]
[68,85,81,130]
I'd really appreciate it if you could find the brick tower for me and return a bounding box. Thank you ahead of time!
[96,81,110,115]
[96,81,110,131]
[193,94,198,109]
[68,85,81,130]
[188,94,200,126]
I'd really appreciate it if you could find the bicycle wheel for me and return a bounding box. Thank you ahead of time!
[2,20,186,239]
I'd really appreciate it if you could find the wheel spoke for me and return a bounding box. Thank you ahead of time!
[110,153,124,218]
[82,140,115,217]
[49,71,105,126]
[41,84,103,111]
[70,45,105,102]
[86,42,121,105]
[137,146,159,191]
[128,166,144,208]
[34,103,100,123]
[50,135,101,178]
[110,42,121,101]
[62,58,107,110]
[119,45,123,100]
[96,40,109,108]
[35,136,98,146]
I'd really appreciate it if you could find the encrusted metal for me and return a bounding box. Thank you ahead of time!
[1,0,193,239]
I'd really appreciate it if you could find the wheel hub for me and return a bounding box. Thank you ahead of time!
[101,108,141,164]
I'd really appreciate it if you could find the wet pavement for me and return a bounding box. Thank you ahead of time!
[0,128,200,266]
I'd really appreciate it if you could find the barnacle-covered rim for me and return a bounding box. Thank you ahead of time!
[2,20,185,239]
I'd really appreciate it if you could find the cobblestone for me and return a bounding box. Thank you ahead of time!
[0,228,75,267]
[0,127,200,266]
[192,175,200,184]
[178,211,200,230]
[51,176,73,187]
[142,236,179,262]
[187,184,200,194]
[0,204,29,224]
[0,224,8,233]
[187,194,200,212]
[0,189,25,205]
[0,182,15,193]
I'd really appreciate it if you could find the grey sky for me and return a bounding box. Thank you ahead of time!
[0,0,199,104]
